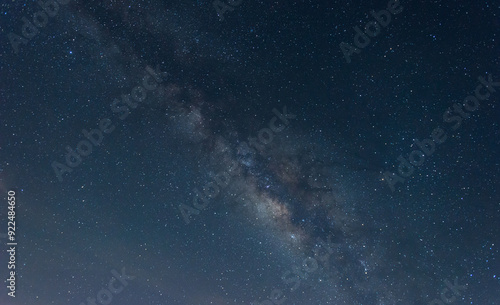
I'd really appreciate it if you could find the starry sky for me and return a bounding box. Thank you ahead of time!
[0,0,499,304]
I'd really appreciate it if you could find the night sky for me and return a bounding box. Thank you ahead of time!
[0,0,499,304]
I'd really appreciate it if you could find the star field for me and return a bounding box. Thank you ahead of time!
[0,1,499,305]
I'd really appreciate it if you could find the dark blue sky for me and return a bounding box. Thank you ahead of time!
[0,0,499,304]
